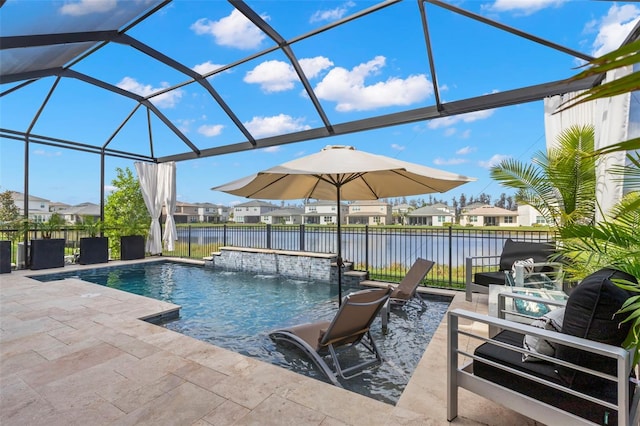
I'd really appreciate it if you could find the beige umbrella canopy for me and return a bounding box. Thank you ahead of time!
[212,145,476,304]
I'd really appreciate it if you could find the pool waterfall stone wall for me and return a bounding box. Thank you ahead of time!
[204,246,367,285]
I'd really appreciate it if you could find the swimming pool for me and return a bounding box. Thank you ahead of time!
[32,260,451,404]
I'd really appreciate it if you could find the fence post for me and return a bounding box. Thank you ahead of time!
[223,224,227,246]
[299,224,305,251]
[448,224,453,287]
[365,225,369,272]
[266,224,271,249]
[188,225,192,257]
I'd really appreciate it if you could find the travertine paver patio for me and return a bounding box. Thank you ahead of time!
[0,258,537,425]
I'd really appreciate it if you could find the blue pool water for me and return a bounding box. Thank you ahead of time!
[32,260,451,404]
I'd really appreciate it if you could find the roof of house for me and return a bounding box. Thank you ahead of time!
[408,205,455,216]
[463,205,517,216]
[234,200,279,208]
[58,202,100,216]
[9,191,49,202]
[392,203,414,210]
[462,203,490,211]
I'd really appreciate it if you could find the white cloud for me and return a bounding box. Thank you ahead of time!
[192,61,225,76]
[391,143,405,151]
[116,77,183,109]
[176,118,195,133]
[244,114,311,138]
[104,185,117,193]
[433,157,467,166]
[244,60,297,92]
[479,154,510,169]
[427,109,495,129]
[60,0,116,16]
[485,0,566,16]
[456,146,475,155]
[588,4,640,57]
[314,56,432,112]
[444,128,456,137]
[33,149,61,157]
[460,129,471,139]
[262,146,281,153]
[198,124,224,137]
[299,57,334,78]
[310,1,355,23]
[191,9,267,49]
[244,57,333,92]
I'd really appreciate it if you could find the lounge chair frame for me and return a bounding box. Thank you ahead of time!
[448,297,640,425]
[270,287,392,387]
[465,239,561,302]
[388,258,435,310]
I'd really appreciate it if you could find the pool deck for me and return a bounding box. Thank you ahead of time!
[0,258,537,425]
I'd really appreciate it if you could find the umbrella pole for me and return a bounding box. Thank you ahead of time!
[336,186,343,307]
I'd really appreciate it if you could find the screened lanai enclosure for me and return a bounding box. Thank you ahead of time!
[1,0,639,227]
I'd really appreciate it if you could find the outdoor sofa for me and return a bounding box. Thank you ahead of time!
[449,268,639,425]
[465,238,562,302]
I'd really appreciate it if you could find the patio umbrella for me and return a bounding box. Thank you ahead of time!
[212,145,475,305]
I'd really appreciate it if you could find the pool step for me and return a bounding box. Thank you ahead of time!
[203,251,222,264]
[344,270,367,278]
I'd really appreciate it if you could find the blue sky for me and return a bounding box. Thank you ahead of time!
[1,0,639,207]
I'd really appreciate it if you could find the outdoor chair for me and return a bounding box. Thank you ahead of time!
[449,268,640,425]
[465,238,562,302]
[269,287,392,387]
[388,258,435,310]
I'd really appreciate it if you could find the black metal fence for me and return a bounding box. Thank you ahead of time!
[0,224,552,289]
[163,224,553,288]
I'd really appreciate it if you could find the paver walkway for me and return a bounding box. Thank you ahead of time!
[1,258,536,425]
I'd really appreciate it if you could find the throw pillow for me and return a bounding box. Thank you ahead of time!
[498,238,555,271]
[522,307,565,362]
[512,258,535,275]
[555,268,636,390]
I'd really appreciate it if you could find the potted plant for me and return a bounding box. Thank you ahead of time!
[78,216,109,265]
[120,221,146,260]
[30,213,65,270]
[120,234,145,260]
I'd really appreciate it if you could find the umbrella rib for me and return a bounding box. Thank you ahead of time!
[244,174,294,199]
[388,170,442,192]
[314,172,376,198]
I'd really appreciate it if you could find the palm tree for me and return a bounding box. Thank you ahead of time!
[489,124,596,229]
[546,38,640,365]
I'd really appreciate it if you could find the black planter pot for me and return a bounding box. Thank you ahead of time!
[121,235,145,260]
[30,238,65,270]
[79,237,109,265]
[0,240,11,273]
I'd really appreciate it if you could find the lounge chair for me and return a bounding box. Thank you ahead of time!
[269,287,392,387]
[389,258,435,309]
[465,238,562,302]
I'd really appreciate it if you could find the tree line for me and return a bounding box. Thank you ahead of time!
[385,192,517,216]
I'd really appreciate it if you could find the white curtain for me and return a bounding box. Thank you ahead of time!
[543,90,596,150]
[593,66,632,221]
[159,162,177,251]
[543,66,632,221]
[135,162,163,255]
